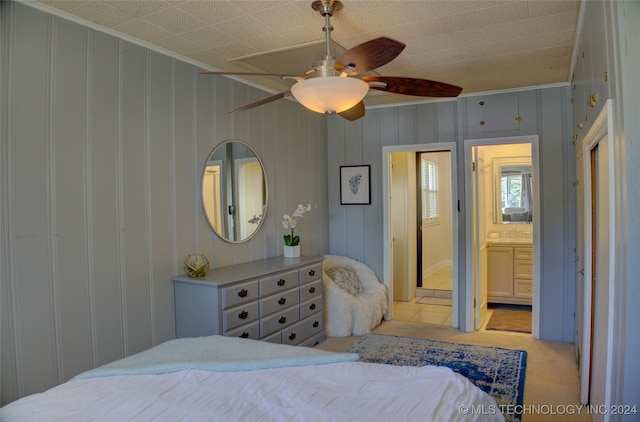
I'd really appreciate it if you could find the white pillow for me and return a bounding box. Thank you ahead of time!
[325,266,364,296]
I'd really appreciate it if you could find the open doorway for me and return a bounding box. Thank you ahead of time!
[382,143,458,328]
[464,136,540,336]
[416,151,454,301]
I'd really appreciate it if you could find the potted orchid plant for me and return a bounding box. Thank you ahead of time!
[282,203,313,257]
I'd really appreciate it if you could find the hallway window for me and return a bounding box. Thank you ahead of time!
[421,156,439,221]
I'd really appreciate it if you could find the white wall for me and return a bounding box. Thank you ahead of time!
[422,151,452,278]
[0,2,328,405]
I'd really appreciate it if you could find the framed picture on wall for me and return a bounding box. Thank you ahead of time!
[340,165,371,205]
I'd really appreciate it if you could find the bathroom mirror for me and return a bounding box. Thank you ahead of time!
[493,156,533,224]
[201,140,267,243]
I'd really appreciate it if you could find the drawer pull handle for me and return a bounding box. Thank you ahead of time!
[237,289,248,298]
[288,333,296,341]
[309,269,315,276]
[309,303,316,310]
[309,286,316,293]
[240,332,249,338]
[278,316,287,324]
[278,297,286,305]
[238,311,248,320]
[277,279,285,286]
[312,321,319,328]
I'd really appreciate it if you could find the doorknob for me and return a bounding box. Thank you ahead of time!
[579,268,584,275]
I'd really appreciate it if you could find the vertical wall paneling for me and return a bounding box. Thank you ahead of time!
[172,60,195,283]
[147,51,174,345]
[90,31,124,368]
[538,87,574,341]
[11,5,58,396]
[1,3,328,404]
[52,16,92,383]
[121,41,152,356]
[84,28,97,372]
[0,0,18,403]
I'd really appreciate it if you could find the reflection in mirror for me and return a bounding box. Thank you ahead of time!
[493,157,533,224]
[202,140,267,242]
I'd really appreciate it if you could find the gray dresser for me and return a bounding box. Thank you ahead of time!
[173,256,325,346]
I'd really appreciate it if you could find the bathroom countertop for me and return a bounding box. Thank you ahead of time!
[486,239,533,246]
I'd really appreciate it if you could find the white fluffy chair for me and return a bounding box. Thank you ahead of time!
[322,254,388,337]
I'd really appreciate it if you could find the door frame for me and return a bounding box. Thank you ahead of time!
[580,99,615,406]
[463,135,540,336]
[382,142,458,327]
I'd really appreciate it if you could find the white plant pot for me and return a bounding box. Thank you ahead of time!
[283,245,300,258]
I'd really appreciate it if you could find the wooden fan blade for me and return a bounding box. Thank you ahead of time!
[230,90,291,113]
[334,37,405,75]
[338,101,365,121]
[199,70,304,78]
[362,76,463,97]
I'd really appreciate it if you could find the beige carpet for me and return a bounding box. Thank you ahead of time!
[485,309,532,334]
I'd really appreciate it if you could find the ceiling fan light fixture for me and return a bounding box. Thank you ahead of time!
[290,76,368,114]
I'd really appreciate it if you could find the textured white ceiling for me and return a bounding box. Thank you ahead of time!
[34,0,579,108]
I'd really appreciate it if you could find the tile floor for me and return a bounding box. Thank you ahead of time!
[393,296,454,326]
[421,266,453,290]
[396,266,454,326]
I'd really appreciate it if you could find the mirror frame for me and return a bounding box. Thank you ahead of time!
[493,156,532,224]
[201,140,268,243]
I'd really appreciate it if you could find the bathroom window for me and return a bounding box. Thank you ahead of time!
[421,156,439,221]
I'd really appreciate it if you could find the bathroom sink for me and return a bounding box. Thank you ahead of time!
[487,238,532,245]
[486,232,532,245]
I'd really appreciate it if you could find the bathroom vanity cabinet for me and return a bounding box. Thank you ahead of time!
[487,244,532,305]
[173,256,325,347]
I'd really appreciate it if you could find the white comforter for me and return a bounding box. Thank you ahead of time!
[2,361,501,421]
[2,336,502,421]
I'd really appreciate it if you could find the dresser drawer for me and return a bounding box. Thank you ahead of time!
[300,263,322,285]
[514,279,533,299]
[260,288,300,317]
[282,313,323,346]
[260,270,298,296]
[514,259,533,279]
[300,297,323,319]
[514,247,533,260]
[260,305,299,337]
[300,279,322,302]
[223,301,260,332]
[173,256,324,344]
[222,280,259,310]
[225,321,260,340]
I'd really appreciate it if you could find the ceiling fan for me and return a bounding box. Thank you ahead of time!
[200,0,463,121]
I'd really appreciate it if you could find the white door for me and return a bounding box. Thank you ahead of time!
[472,147,488,329]
[575,147,584,361]
[391,152,410,302]
[579,101,615,410]
[588,137,611,419]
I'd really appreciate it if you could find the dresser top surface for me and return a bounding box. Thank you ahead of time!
[173,255,323,286]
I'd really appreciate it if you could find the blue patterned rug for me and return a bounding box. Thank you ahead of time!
[347,334,527,422]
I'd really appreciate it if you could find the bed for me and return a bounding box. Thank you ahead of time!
[1,336,503,421]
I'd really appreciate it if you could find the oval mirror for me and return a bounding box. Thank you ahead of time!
[201,140,267,243]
